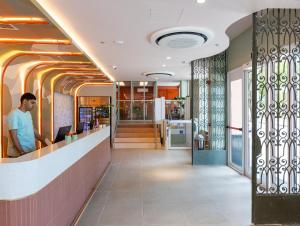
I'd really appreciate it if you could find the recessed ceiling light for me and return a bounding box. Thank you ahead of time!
[166,56,172,60]
[112,65,117,70]
[100,41,105,44]
[114,40,124,45]
[162,64,166,67]
[196,0,206,4]
[139,81,148,86]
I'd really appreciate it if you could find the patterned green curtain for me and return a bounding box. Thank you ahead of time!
[192,51,226,151]
[252,9,300,224]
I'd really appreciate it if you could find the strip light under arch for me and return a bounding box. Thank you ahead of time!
[23,61,93,93]
[0,50,83,156]
[36,67,102,135]
[49,73,106,141]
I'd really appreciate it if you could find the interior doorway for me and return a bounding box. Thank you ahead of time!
[227,66,252,177]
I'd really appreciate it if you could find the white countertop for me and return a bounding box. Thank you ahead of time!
[0,126,110,200]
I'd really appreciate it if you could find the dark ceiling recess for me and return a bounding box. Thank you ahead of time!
[0,24,18,30]
[144,72,173,77]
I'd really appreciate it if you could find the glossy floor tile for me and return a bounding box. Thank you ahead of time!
[77,149,251,226]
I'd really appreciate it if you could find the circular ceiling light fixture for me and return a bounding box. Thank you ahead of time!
[114,40,124,45]
[196,0,206,4]
[150,26,212,49]
[142,71,175,80]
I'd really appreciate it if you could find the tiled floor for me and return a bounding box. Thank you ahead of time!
[77,149,251,226]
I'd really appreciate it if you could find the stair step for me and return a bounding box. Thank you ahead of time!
[118,124,154,128]
[114,142,161,149]
[116,133,160,138]
[114,137,160,143]
[117,127,159,133]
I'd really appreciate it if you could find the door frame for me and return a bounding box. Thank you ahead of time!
[227,64,252,177]
[243,66,252,178]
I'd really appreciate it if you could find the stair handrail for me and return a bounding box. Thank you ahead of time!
[113,100,120,140]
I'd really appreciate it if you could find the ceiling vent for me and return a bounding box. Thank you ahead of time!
[150,26,211,49]
[151,27,212,49]
[0,24,18,30]
[143,72,174,80]
[156,32,207,49]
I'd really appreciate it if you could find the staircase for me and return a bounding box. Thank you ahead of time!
[114,123,161,149]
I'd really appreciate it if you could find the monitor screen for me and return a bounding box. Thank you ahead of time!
[76,122,84,134]
[89,121,94,130]
[54,126,72,143]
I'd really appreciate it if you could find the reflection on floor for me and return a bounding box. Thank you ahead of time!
[77,149,251,226]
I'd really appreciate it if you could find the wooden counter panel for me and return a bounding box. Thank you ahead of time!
[0,138,111,226]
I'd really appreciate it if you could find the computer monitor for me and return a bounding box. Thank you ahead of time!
[76,122,84,134]
[54,126,72,143]
[89,121,94,130]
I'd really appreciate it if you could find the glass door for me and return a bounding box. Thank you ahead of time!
[244,70,252,178]
[228,70,244,172]
[227,67,252,176]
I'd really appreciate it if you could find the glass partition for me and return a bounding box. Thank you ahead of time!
[117,81,155,121]
[145,82,154,100]
[145,100,154,120]
[132,101,144,120]
[119,101,131,120]
[165,100,186,120]
[119,81,131,100]
[133,81,144,100]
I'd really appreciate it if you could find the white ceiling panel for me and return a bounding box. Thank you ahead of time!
[34,0,300,81]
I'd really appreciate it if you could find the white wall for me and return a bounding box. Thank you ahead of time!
[78,85,114,96]
[54,92,74,136]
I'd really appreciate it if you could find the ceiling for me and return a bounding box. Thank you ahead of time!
[34,0,300,81]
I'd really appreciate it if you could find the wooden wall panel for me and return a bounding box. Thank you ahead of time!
[158,86,179,100]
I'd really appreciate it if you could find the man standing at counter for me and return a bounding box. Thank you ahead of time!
[7,93,47,157]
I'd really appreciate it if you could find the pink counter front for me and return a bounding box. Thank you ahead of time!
[0,126,111,226]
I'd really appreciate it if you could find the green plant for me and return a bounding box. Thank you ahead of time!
[173,96,186,100]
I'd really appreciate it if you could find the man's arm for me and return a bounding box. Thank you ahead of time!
[34,129,47,147]
[9,130,25,155]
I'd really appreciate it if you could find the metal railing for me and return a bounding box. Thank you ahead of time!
[117,100,154,121]
[152,122,162,149]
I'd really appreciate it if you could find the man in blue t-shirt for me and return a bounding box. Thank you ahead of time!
[7,93,47,157]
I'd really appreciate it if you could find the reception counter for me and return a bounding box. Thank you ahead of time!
[0,126,111,226]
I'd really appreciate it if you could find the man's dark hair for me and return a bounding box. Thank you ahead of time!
[20,93,36,103]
